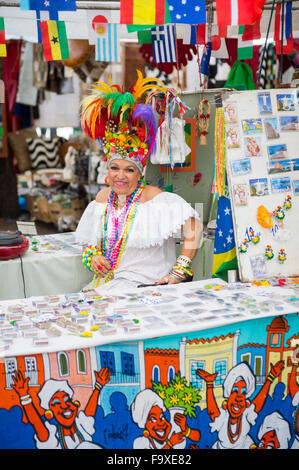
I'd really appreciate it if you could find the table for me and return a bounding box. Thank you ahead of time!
[0,232,214,301]
[0,278,298,450]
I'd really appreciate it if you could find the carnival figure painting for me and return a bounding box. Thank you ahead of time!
[12,367,111,449]
[76,72,203,294]
[196,361,284,449]
[131,389,200,449]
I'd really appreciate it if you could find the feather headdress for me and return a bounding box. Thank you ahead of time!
[80,71,170,173]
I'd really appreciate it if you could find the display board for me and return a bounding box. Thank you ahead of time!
[224,89,299,282]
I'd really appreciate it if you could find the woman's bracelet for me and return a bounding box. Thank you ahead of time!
[20,394,32,406]
[82,245,102,273]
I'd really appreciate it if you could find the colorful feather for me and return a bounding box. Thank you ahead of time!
[132,104,157,155]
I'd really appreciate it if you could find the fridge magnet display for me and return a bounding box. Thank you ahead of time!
[231,158,252,176]
[249,228,260,244]
[264,117,280,139]
[224,102,238,123]
[267,143,288,161]
[250,253,268,277]
[265,245,274,260]
[276,93,296,112]
[279,116,299,131]
[242,119,263,135]
[291,159,299,171]
[233,183,248,206]
[271,176,292,193]
[268,159,292,175]
[257,92,272,114]
[249,178,269,196]
[244,136,262,157]
[272,205,285,222]
[226,126,241,148]
[238,238,249,253]
[292,179,299,195]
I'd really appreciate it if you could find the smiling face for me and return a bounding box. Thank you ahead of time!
[145,405,171,442]
[49,391,77,428]
[108,159,141,196]
[258,430,280,449]
[227,379,247,420]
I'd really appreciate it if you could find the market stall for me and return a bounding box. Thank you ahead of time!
[0,0,299,454]
[0,278,299,450]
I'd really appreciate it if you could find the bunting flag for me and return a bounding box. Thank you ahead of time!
[168,0,206,24]
[151,25,177,63]
[120,0,167,25]
[20,0,77,11]
[137,29,153,44]
[0,18,7,57]
[177,24,205,45]
[274,1,294,55]
[215,0,266,26]
[86,10,120,45]
[238,25,253,60]
[242,18,261,41]
[212,194,238,282]
[39,20,70,61]
[96,23,120,63]
[200,41,212,75]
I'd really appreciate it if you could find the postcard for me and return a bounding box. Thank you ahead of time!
[226,126,241,149]
[233,183,248,206]
[249,178,269,196]
[244,136,262,157]
[293,180,299,195]
[258,92,272,114]
[268,143,288,161]
[291,158,299,171]
[268,159,292,175]
[250,254,268,278]
[242,119,263,135]
[231,158,252,176]
[271,176,292,193]
[264,117,280,139]
[279,115,299,131]
[224,101,238,124]
[276,93,295,112]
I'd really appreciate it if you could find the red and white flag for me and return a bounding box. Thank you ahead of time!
[215,0,266,26]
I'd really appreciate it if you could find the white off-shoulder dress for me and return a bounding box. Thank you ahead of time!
[75,191,200,294]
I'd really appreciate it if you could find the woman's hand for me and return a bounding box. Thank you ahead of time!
[155,275,180,285]
[91,254,112,277]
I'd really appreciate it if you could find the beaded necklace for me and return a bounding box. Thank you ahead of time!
[95,185,144,286]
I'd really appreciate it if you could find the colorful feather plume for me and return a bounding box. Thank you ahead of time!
[132,104,157,155]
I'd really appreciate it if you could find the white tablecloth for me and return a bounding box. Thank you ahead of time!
[0,233,93,301]
[0,233,214,301]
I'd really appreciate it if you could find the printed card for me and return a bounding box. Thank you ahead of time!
[233,183,248,206]
[231,158,252,176]
[249,178,269,196]
[244,136,262,157]
[242,119,263,135]
[271,176,292,193]
[264,117,280,139]
[257,92,272,114]
[276,93,295,112]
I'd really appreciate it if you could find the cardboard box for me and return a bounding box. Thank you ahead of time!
[48,198,87,225]
[25,195,52,223]
[25,195,87,226]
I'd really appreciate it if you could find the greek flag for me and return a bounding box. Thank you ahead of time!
[96,23,120,62]
[151,25,177,63]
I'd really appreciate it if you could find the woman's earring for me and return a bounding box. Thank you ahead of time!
[137,179,146,188]
[105,176,109,185]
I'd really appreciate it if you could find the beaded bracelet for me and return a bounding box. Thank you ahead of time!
[82,245,102,273]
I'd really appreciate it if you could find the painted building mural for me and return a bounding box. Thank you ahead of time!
[0,313,299,449]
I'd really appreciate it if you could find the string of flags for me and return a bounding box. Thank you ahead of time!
[0,0,295,69]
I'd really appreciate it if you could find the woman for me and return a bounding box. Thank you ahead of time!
[76,71,202,293]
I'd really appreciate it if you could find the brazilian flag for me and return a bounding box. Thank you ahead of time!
[212,194,238,282]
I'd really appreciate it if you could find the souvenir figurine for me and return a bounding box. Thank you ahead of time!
[278,248,286,263]
[250,229,260,245]
[283,195,292,210]
[265,245,274,260]
[238,238,249,253]
[273,205,285,222]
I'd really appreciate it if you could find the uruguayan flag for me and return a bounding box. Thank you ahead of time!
[151,25,177,63]
[96,23,120,63]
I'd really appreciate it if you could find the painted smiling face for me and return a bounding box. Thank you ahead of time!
[145,405,172,443]
[257,430,280,449]
[49,391,78,428]
[227,380,248,420]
